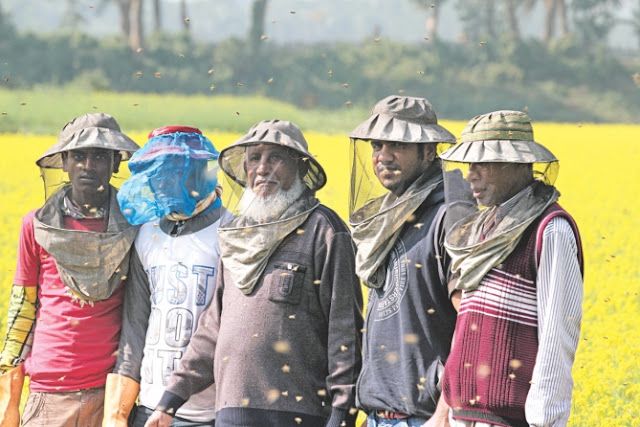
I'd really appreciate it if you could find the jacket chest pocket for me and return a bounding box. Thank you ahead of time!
[267,263,307,305]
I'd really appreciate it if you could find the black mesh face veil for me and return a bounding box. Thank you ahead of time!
[39,161,132,200]
[348,95,456,220]
[348,138,455,220]
[348,138,379,218]
[217,119,325,222]
[36,113,139,200]
[440,109,560,232]
[218,143,324,193]
[217,143,312,218]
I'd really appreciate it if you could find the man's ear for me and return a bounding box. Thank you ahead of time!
[297,158,309,180]
[61,151,69,173]
[424,144,437,163]
[113,152,122,174]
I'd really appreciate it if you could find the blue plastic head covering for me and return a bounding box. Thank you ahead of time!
[117,126,221,225]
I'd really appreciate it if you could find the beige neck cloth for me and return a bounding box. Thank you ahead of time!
[445,181,559,291]
[218,194,319,295]
[33,185,139,303]
[350,167,443,288]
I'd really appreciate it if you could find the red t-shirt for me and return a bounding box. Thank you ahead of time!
[14,209,125,392]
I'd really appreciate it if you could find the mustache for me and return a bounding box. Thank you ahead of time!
[253,176,281,187]
[78,172,98,180]
[376,165,401,175]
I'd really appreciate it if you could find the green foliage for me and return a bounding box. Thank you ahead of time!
[457,0,501,39]
[0,89,370,135]
[248,0,268,53]
[571,0,622,46]
[0,29,638,124]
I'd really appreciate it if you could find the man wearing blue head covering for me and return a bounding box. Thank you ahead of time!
[103,126,231,427]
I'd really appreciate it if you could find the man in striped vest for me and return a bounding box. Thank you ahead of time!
[438,110,584,427]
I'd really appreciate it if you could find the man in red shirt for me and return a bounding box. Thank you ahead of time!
[0,113,139,427]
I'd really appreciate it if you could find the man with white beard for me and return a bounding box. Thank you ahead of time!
[145,119,363,427]
[236,164,307,224]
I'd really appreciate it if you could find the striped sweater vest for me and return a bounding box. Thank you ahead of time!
[443,203,582,426]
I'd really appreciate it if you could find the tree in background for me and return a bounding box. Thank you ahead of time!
[629,0,640,50]
[571,0,622,46]
[62,0,85,30]
[503,0,520,40]
[108,0,143,51]
[113,0,131,42]
[150,0,188,37]
[456,0,560,43]
[408,0,449,41]
[0,0,13,36]
[129,0,143,50]
[457,0,498,39]
[152,0,162,33]
[614,0,640,51]
[542,0,569,43]
[180,0,189,33]
[0,0,6,28]
[249,0,268,52]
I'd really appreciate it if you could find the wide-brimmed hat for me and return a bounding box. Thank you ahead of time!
[440,110,557,163]
[37,113,139,168]
[349,95,456,145]
[219,119,326,191]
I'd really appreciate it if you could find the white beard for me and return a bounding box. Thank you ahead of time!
[238,177,307,223]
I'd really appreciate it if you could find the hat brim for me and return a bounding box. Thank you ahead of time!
[349,113,456,144]
[37,127,140,168]
[219,135,326,192]
[439,139,557,163]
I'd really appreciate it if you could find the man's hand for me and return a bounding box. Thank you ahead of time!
[422,394,450,427]
[450,288,462,312]
[143,410,174,427]
[0,367,25,427]
[421,411,450,427]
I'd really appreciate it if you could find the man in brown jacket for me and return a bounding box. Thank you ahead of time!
[145,119,363,427]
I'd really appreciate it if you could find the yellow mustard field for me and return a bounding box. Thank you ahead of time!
[0,122,639,426]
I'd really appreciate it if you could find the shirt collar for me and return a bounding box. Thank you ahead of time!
[62,195,106,219]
